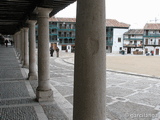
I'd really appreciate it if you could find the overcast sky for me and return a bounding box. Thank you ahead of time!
[55,0,160,29]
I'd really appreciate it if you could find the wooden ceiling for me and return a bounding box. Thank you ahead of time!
[0,0,76,35]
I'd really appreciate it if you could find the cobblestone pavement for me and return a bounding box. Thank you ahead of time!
[1,46,160,120]
[50,52,160,120]
[0,46,68,120]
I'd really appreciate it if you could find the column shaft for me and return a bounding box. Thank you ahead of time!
[23,27,29,68]
[28,20,38,80]
[73,0,106,120]
[21,29,24,64]
[17,31,21,59]
[36,7,53,102]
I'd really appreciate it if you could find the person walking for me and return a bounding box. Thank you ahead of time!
[56,47,59,57]
[5,39,8,47]
[50,46,54,57]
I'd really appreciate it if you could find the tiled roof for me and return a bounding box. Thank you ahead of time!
[49,17,76,22]
[124,29,144,35]
[106,19,130,28]
[144,23,160,30]
[49,17,130,28]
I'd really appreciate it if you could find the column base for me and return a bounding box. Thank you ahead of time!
[28,73,38,80]
[36,89,53,102]
[22,64,29,68]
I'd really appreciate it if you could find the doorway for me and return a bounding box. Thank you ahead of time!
[127,47,131,54]
[156,49,159,55]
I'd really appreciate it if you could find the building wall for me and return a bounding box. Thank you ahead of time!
[49,21,76,52]
[112,28,128,54]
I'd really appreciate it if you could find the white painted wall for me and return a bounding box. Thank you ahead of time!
[112,28,128,54]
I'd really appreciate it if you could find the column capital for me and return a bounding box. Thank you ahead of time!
[14,32,19,36]
[37,7,52,17]
[17,31,21,36]
[23,27,29,32]
[27,20,37,25]
[20,28,24,32]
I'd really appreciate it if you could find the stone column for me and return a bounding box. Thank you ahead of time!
[73,0,106,120]
[17,31,21,59]
[36,7,53,102]
[23,27,29,68]
[13,33,17,53]
[27,20,38,80]
[20,28,24,64]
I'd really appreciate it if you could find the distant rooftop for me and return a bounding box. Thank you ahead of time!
[106,19,130,28]
[144,23,160,30]
[49,17,76,22]
[49,17,130,28]
[124,29,144,35]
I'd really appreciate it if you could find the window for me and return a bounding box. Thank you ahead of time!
[62,46,66,50]
[64,39,68,43]
[106,46,108,50]
[69,39,72,43]
[132,35,134,37]
[118,37,121,42]
[146,39,148,45]
[59,39,62,43]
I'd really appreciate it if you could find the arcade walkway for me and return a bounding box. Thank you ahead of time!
[1,45,160,120]
[0,46,68,120]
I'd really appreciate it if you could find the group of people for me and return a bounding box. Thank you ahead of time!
[50,46,59,57]
[0,39,13,47]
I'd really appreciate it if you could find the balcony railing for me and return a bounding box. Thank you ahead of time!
[106,41,113,46]
[58,41,75,45]
[58,36,75,39]
[144,43,160,46]
[58,28,75,31]
[123,38,143,40]
[123,44,143,47]
[49,25,58,28]
[144,34,160,37]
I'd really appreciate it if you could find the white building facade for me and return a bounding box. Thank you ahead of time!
[106,19,130,53]
[112,28,129,54]
[123,29,144,54]
[144,23,160,55]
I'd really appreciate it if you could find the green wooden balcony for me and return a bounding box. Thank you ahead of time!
[123,38,143,40]
[144,34,160,37]
[106,40,113,46]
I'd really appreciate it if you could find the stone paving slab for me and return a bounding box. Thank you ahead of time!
[0,98,37,106]
[54,86,73,96]
[106,101,159,120]
[2,47,160,120]
[0,81,30,99]
[42,103,68,120]
[0,69,23,79]
[0,106,38,120]
[0,47,45,120]
[49,55,160,120]
[127,92,160,107]
[106,86,135,97]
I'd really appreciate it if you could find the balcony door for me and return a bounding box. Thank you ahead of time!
[158,39,160,45]
[146,39,148,45]
[156,49,159,55]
